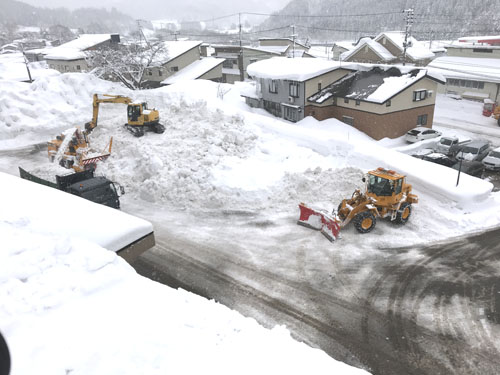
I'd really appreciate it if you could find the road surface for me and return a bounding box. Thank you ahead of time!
[132,217,500,375]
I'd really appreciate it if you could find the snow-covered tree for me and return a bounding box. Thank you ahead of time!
[85,41,167,90]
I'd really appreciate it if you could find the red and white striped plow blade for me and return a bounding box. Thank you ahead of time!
[297,203,341,242]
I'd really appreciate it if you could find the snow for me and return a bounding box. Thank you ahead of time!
[0,172,153,252]
[341,38,395,62]
[247,57,347,82]
[376,32,435,60]
[161,57,224,85]
[245,45,289,55]
[366,69,427,103]
[0,53,59,81]
[154,41,202,65]
[427,56,500,83]
[0,216,368,375]
[44,34,113,61]
[3,61,500,374]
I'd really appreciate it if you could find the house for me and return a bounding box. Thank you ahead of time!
[306,66,445,140]
[44,34,120,73]
[160,57,225,85]
[213,44,287,83]
[243,57,355,122]
[445,37,500,59]
[342,32,435,66]
[428,56,500,102]
[144,41,203,87]
[331,41,355,60]
[341,38,396,64]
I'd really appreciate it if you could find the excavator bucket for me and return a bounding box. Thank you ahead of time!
[297,203,341,242]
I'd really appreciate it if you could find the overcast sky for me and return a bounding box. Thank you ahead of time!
[19,0,291,21]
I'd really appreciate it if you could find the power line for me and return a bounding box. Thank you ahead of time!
[244,11,403,18]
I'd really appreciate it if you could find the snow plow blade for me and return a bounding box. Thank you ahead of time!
[297,203,341,242]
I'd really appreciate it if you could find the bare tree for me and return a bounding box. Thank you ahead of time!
[85,41,167,90]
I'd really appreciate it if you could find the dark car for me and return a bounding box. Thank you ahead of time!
[452,160,485,178]
[421,153,456,167]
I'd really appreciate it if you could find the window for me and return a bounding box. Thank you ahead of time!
[289,81,299,97]
[269,80,278,93]
[473,48,492,53]
[332,97,337,106]
[355,100,361,106]
[344,98,349,104]
[76,65,81,70]
[158,70,163,76]
[170,66,179,72]
[284,106,298,122]
[222,60,233,68]
[148,71,152,76]
[263,100,281,117]
[413,90,427,101]
[342,115,354,126]
[448,79,484,90]
[249,58,257,64]
[318,83,322,92]
[417,114,428,126]
[386,100,391,107]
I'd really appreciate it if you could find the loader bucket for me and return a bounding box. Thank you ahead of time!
[297,203,341,242]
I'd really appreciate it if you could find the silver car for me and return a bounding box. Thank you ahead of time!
[482,147,500,170]
[455,141,490,162]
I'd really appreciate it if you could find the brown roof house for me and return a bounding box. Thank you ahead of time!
[306,66,446,140]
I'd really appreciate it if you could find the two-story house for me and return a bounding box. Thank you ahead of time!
[44,34,120,73]
[342,32,435,66]
[243,57,354,122]
[306,66,445,139]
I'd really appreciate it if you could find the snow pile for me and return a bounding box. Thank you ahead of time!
[0,53,59,82]
[0,172,152,252]
[0,220,369,375]
[0,73,128,148]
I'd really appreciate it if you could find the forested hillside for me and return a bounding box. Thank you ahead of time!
[0,0,135,33]
[258,0,500,42]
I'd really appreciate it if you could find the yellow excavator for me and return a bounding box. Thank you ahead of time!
[85,94,166,137]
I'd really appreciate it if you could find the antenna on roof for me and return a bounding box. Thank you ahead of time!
[402,8,414,66]
[136,19,151,48]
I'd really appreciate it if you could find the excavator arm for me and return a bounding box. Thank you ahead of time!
[85,94,132,134]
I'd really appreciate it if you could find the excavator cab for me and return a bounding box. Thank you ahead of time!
[127,104,142,122]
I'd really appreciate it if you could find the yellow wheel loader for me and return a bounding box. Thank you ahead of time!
[298,168,418,242]
[85,94,165,137]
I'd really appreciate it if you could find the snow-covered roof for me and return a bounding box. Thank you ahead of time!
[245,45,289,55]
[246,57,348,82]
[161,57,224,85]
[258,37,309,49]
[154,41,202,65]
[309,66,444,104]
[375,32,435,60]
[44,34,115,61]
[333,41,356,51]
[427,56,500,83]
[341,38,395,62]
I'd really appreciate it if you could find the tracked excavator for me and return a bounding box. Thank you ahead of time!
[85,93,166,137]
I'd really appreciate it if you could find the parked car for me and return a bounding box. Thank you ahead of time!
[421,152,456,167]
[482,147,500,171]
[454,140,490,162]
[434,136,471,155]
[405,127,442,143]
[452,160,485,178]
[411,148,435,159]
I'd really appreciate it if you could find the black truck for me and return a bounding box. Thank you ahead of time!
[19,167,124,209]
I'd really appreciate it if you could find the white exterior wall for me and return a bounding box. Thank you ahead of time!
[146,47,201,83]
[446,47,500,59]
[46,58,87,73]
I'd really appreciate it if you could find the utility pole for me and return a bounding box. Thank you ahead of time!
[238,13,244,81]
[21,45,32,83]
[291,24,297,58]
[174,31,178,41]
[402,8,414,66]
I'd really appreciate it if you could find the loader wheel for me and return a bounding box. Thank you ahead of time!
[395,202,412,224]
[353,211,376,233]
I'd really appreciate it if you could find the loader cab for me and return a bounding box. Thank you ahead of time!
[365,169,405,204]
